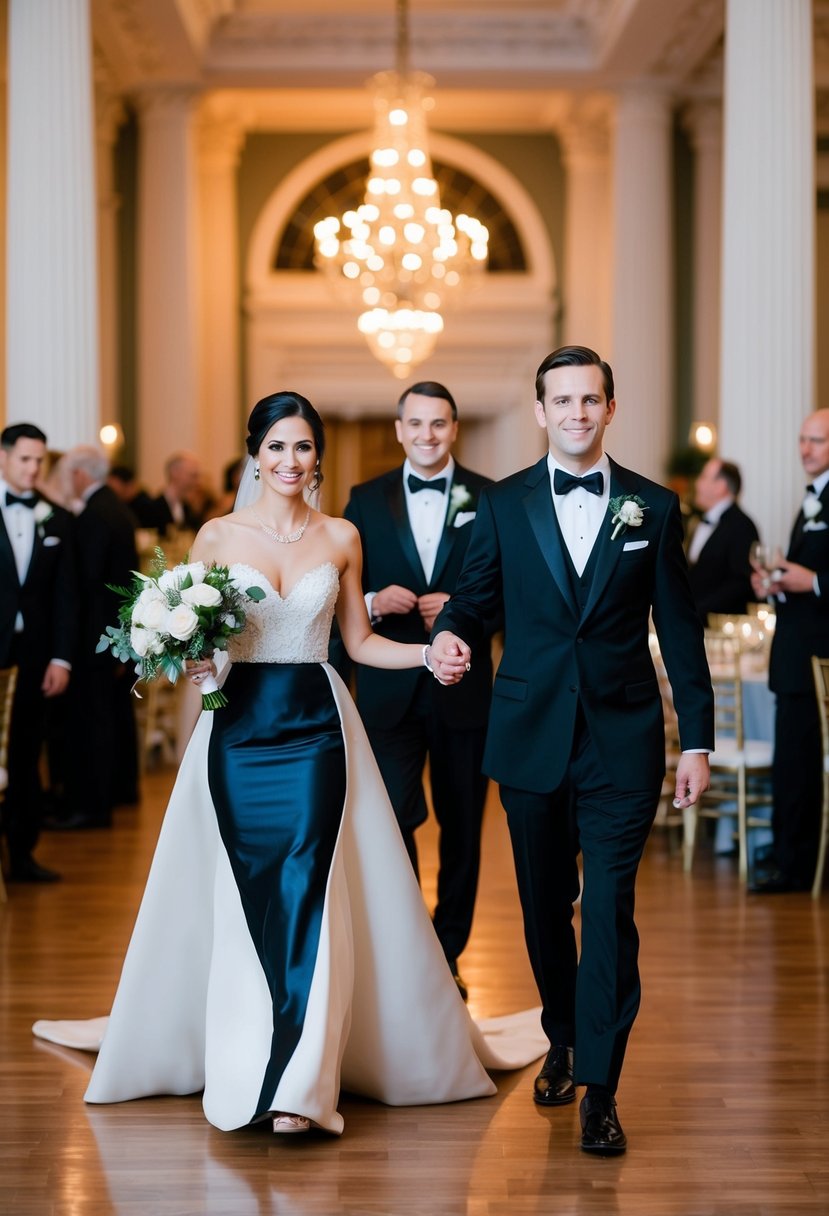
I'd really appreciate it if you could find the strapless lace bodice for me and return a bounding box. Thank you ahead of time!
[227,562,339,664]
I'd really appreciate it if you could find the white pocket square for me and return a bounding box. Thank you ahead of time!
[453,511,476,528]
[803,520,828,531]
[42,535,61,547]
[622,539,648,551]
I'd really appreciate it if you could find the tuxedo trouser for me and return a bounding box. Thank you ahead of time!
[5,635,49,861]
[501,715,660,1094]
[365,676,488,961]
[772,692,822,886]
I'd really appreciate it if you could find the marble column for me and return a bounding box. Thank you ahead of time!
[6,0,99,446]
[608,89,674,480]
[96,90,126,439]
[197,106,245,486]
[558,102,613,357]
[719,0,814,547]
[683,100,722,434]
[135,87,200,488]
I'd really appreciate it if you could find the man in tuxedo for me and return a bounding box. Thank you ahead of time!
[430,346,713,1154]
[750,409,829,893]
[56,446,140,829]
[343,381,496,999]
[687,458,759,621]
[134,451,203,535]
[0,423,76,881]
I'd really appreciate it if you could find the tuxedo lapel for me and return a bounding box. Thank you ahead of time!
[385,473,427,588]
[522,460,578,619]
[0,509,20,586]
[579,460,630,625]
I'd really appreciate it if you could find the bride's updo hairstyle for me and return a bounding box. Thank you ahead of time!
[246,390,326,490]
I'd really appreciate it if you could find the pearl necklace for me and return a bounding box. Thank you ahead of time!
[252,506,311,544]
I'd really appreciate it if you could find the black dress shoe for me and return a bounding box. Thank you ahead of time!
[447,959,468,1002]
[748,867,809,894]
[579,1092,627,1155]
[533,1045,575,1106]
[9,857,62,883]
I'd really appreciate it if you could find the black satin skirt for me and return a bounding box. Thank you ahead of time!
[207,663,346,1118]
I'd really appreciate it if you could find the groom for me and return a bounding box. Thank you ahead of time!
[429,346,713,1154]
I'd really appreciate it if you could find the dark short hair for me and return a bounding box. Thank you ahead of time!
[716,459,742,497]
[246,391,325,486]
[1,422,47,449]
[109,464,135,484]
[396,381,458,421]
[535,346,615,404]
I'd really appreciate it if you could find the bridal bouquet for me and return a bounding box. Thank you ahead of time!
[97,552,264,709]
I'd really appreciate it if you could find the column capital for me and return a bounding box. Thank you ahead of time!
[556,98,611,170]
[612,85,674,134]
[133,84,200,127]
[197,107,246,176]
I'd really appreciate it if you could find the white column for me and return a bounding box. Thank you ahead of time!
[558,103,612,355]
[136,87,200,488]
[197,106,245,486]
[719,0,814,548]
[6,0,99,446]
[608,89,674,480]
[96,90,125,437]
[683,100,722,433]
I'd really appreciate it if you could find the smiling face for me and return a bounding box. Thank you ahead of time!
[534,363,615,473]
[395,393,458,477]
[257,416,317,496]
[0,436,47,494]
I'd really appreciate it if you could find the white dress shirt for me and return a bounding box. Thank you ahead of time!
[547,453,611,576]
[687,494,734,565]
[0,477,37,612]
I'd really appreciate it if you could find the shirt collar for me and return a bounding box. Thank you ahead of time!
[403,455,455,489]
[702,495,734,525]
[546,452,610,491]
[809,469,829,498]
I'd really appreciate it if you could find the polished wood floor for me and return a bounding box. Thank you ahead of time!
[1,769,828,1216]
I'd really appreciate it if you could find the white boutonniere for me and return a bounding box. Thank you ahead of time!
[609,494,647,541]
[803,494,823,530]
[33,499,54,536]
[447,483,474,527]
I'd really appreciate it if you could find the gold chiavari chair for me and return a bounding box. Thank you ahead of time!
[0,665,20,903]
[683,631,773,881]
[809,656,829,898]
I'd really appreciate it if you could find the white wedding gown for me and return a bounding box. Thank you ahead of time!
[33,562,544,1133]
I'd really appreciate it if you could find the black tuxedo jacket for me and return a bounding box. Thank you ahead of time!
[687,502,759,620]
[73,485,139,669]
[769,483,829,696]
[136,494,199,537]
[0,493,77,672]
[344,463,496,731]
[434,456,714,794]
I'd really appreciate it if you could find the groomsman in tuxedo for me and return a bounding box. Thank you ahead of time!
[430,346,713,1154]
[135,451,203,536]
[0,423,76,881]
[56,446,140,828]
[687,458,759,621]
[343,382,496,999]
[750,409,829,893]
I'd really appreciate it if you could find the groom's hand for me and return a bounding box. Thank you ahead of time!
[418,592,450,631]
[372,584,418,616]
[430,630,472,683]
[673,752,710,809]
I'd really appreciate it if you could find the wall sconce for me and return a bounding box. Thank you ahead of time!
[690,421,717,452]
[99,423,123,453]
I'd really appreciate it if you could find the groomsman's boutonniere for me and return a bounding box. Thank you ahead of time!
[609,494,647,540]
[447,483,474,528]
[803,495,824,530]
[33,500,54,537]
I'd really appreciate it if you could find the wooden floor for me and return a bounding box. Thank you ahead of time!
[1,770,828,1216]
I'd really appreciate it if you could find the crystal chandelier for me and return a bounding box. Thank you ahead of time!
[313,0,489,378]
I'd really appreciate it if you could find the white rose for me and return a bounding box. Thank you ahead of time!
[131,587,165,627]
[166,603,200,641]
[130,625,158,658]
[803,495,822,520]
[181,561,206,585]
[141,597,169,630]
[33,500,54,525]
[618,500,645,527]
[180,582,222,608]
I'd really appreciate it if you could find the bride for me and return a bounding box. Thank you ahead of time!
[34,390,543,1135]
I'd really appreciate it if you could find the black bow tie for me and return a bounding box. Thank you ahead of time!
[806,484,817,495]
[408,474,447,495]
[553,469,604,497]
[5,491,36,509]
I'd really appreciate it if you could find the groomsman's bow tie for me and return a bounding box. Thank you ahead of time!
[5,491,36,509]
[408,474,447,494]
[806,484,816,495]
[553,469,604,497]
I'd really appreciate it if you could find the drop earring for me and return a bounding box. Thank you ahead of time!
[254,463,260,480]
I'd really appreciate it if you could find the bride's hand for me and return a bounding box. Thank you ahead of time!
[185,658,217,685]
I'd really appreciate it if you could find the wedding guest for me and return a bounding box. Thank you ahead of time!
[430,345,713,1154]
[750,409,829,893]
[107,464,151,526]
[0,423,77,881]
[139,451,203,536]
[342,382,496,1000]
[687,458,759,621]
[55,445,139,829]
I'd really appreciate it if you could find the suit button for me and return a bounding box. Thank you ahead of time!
[576,636,584,644]
[569,685,577,692]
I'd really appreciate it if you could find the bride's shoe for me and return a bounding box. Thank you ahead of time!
[272,1113,311,1134]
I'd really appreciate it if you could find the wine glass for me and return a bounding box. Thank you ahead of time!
[750,542,783,593]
